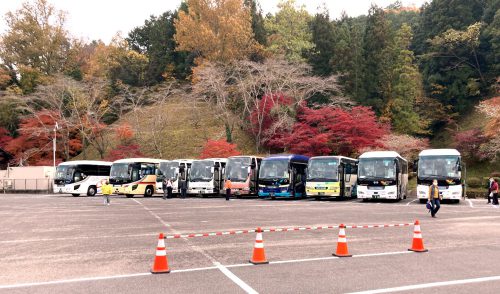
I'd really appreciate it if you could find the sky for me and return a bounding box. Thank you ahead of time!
[0,0,429,44]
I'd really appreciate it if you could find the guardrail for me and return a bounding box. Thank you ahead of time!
[0,179,53,193]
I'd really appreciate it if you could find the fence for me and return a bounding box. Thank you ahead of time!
[0,179,53,193]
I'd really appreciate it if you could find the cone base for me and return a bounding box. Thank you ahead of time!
[408,248,428,253]
[151,269,171,274]
[249,260,269,265]
[333,253,352,257]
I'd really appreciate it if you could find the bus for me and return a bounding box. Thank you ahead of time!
[224,156,263,197]
[258,154,309,199]
[306,156,358,199]
[415,149,463,203]
[53,161,111,197]
[188,158,227,196]
[109,158,160,198]
[357,151,408,201]
[156,159,193,195]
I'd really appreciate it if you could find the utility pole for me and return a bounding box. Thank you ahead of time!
[53,122,59,171]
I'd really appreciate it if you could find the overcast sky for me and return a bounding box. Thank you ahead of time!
[0,0,429,43]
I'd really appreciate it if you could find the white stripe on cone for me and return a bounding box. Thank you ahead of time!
[156,250,166,256]
[256,233,262,241]
[338,237,347,243]
[414,233,422,239]
[254,243,264,248]
[158,239,165,248]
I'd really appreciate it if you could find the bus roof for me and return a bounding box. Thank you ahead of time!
[309,156,357,161]
[193,158,227,163]
[112,158,161,164]
[263,154,309,163]
[359,151,406,161]
[59,160,112,166]
[419,149,461,157]
[227,155,264,160]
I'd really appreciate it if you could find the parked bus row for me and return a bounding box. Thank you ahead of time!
[53,149,464,202]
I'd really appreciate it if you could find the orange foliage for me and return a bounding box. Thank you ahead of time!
[199,139,241,159]
[115,123,134,142]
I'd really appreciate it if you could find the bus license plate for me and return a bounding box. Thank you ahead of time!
[372,195,380,199]
[318,192,324,195]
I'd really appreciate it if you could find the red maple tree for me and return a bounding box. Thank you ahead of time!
[199,139,241,159]
[104,123,144,161]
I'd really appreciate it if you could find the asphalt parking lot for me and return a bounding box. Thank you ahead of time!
[0,194,499,294]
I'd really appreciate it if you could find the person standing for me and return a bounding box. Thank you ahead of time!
[428,179,441,218]
[180,180,187,199]
[101,180,112,206]
[162,178,168,200]
[491,178,499,206]
[225,179,232,201]
[166,179,173,199]
[487,177,494,204]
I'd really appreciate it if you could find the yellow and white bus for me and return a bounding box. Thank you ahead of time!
[306,156,358,199]
[109,158,160,198]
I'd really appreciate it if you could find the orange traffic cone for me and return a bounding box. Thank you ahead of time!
[333,224,352,257]
[249,227,268,264]
[408,220,428,252]
[151,233,171,273]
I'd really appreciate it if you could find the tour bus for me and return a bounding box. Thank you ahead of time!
[54,161,112,196]
[415,149,464,203]
[357,151,408,201]
[306,156,358,199]
[188,158,227,196]
[156,159,193,195]
[224,156,263,197]
[109,158,160,198]
[258,154,309,199]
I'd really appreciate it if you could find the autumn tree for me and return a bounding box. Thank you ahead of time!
[264,0,313,62]
[0,0,70,76]
[477,96,500,161]
[104,123,144,161]
[174,0,257,62]
[199,139,241,159]
[361,134,430,163]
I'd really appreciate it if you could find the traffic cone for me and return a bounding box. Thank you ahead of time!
[333,224,352,257]
[151,233,171,273]
[408,220,428,252]
[249,227,269,264]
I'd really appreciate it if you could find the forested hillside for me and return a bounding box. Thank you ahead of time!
[0,0,498,176]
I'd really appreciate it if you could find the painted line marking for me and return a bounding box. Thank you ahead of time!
[406,199,417,206]
[214,262,258,294]
[467,199,474,208]
[346,275,500,294]
[0,251,417,289]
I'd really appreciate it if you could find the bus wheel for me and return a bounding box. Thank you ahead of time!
[126,194,134,198]
[271,196,276,200]
[419,199,426,204]
[144,186,153,197]
[87,186,97,197]
[72,194,80,197]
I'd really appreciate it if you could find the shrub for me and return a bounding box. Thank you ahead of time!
[490,172,500,178]
[467,177,482,188]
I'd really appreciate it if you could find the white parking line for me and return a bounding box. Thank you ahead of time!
[467,199,474,208]
[346,275,500,294]
[214,262,258,294]
[406,199,417,206]
[0,251,417,290]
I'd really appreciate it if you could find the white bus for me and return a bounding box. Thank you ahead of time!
[306,156,358,199]
[188,158,227,196]
[415,149,463,203]
[53,161,112,197]
[357,151,408,201]
[156,159,193,195]
[109,158,160,198]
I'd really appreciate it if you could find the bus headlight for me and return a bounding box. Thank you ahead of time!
[388,192,396,195]
[452,192,460,195]
[419,191,427,195]
[258,184,265,188]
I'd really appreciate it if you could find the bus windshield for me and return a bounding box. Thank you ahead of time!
[159,162,178,180]
[225,157,251,182]
[418,156,460,179]
[56,165,74,181]
[307,158,339,181]
[259,159,289,179]
[110,163,130,180]
[359,158,396,180]
[189,161,213,182]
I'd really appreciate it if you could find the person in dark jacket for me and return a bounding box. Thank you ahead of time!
[166,179,173,199]
[487,177,494,204]
[491,178,499,206]
[428,179,441,218]
[180,180,187,199]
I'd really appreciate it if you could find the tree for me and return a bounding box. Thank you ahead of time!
[477,96,500,161]
[363,133,430,163]
[307,8,336,75]
[174,0,257,62]
[244,0,267,45]
[199,139,241,159]
[453,128,488,161]
[273,105,387,156]
[104,123,144,161]
[264,0,313,62]
[0,0,70,76]
[383,23,427,135]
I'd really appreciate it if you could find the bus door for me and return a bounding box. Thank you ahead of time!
[250,158,259,193]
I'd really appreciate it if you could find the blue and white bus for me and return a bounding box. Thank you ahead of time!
[258,154,309,199]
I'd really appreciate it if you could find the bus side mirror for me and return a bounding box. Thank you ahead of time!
[457,165,462,172]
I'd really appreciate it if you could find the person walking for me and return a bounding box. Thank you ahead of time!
[166,179,173,199]
[180,180,187,199]
[487,177,494,204]
[101,180,112,206]
[428,179,441,218]
[225,179,232,201]
[162,178,168,200]
[491,178,499,206]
